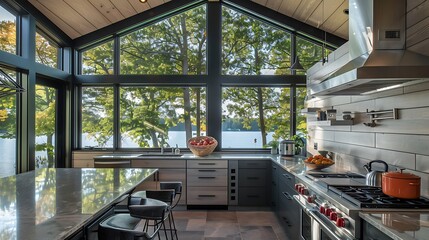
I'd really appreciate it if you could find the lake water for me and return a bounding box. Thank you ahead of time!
[0,131,275,177]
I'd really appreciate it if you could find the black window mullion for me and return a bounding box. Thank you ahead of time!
[206,1,222,151]
[113,84,120,150]
[290,85,297,138]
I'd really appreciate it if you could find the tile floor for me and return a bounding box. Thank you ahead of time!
[158,210,289,240]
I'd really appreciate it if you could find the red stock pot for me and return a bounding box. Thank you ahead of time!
[382,170,421,199]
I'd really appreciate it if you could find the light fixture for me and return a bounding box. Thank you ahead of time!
[0,69,25,98]
[139,0,147,3]
[290,56,304,70]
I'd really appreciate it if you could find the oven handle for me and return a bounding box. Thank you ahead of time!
[308,210,343,240]
[293,195,343,240]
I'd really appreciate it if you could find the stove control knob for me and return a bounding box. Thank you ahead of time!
[294,184,301,191]
[319,206,325,214]
[301,188,308,195]
[307,194,316,203]
[325,208,333,217]
[329,211,338,221]
[336,217,348,228]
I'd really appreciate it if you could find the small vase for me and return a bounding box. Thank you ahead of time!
[271,147,278,155]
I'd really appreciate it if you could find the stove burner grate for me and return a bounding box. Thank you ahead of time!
[329,185,429,209]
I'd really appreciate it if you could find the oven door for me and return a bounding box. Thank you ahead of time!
[294,195,343,240]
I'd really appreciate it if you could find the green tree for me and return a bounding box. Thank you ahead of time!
[0,20,16,54]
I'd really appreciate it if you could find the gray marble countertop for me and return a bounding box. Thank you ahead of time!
[360,212,429,240]
[0,167,157,240]
[93,152,302,160]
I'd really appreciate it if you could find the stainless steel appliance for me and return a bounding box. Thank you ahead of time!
[279,140,295,156]
[293,172,429,240]
[363,160,388,187]
[307,0,429,96]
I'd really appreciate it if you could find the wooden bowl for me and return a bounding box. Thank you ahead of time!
[304,162,335,170]
[187,136,218,157]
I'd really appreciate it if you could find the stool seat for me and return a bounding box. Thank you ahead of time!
[98,198,169,240]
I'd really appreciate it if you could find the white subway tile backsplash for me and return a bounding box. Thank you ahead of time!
[334,132,375,147]
[376,133,429,155]
[416,155,429,173]
[319,140,416,170]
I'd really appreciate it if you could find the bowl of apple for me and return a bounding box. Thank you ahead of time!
[187,136,218,157]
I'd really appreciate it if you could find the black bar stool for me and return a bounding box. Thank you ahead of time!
[132,182,182,240]
[98,196,169,240]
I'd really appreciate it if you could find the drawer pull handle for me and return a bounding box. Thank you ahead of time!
[198,163,216,165]
[282,173,292,180]
[198,177,216,179]
[198,195,215,198]
[198,169,216,172]
[247,177,259,180]
[282,192,292,200]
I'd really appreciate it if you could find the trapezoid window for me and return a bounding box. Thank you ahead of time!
[35,31,60,69]
[120,5,207,75]
[221,7,291,75]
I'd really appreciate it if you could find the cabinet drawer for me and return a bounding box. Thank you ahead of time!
[187,187,227,205]
[73,160,94,168]
[238,187,267,206]
[279,169,295,190]
[187,169,227,187]
[131,160,186,168]
[187,160,227,169]
[238,160,269,169]
[239,169,267,187]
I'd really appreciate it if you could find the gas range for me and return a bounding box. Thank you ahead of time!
[294,171,429,240]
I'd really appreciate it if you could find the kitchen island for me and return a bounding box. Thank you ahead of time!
[0,167,157,240]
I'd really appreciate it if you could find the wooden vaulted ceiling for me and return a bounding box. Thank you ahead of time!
[27,0,349,40]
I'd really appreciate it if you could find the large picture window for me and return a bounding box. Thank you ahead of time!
[81,87,114,148]
[35,31,60,69]
[222,7,291,75]
[0,5,17,54]
[120,5,207,75]
[0,68,17,177]
[120,86,206,148]
[222,87,291,148]
[81,40,114,75]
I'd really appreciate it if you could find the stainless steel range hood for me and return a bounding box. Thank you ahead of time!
[307,0,429,96]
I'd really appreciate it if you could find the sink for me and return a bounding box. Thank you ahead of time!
[137,153,183,157]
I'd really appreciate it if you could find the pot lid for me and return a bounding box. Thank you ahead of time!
[383,171,421,179]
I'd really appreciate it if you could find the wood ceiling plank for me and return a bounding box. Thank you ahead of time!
[252,0,268,6]
[278,0,302,18]
[147,0,165,8]
[264,0,282,11]
[88,0,125,23]
[29,0,95,38]
[110,0,138,18]
[127,0,151,13]
[293,0,321,22]
[333,19,348,40]
[320,1,348,37]
[408,0,426,11]
[64,0,110,29]
[306,0,344,28]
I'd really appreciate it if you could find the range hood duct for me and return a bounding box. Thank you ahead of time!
[307,0,429,96]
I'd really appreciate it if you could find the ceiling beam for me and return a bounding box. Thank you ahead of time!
[225,0,347,47]
[73,0,204,49]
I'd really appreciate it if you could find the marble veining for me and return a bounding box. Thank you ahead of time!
[0,168,156,240]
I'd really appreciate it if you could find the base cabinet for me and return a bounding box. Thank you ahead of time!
[186,160,228,205]
[237,160,270,206]
[276,164,300,240]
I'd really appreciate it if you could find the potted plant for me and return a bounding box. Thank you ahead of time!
[291,134,306,156]
[266,140,279,154]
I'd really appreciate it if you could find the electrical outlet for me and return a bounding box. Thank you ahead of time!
[314,142,318,150]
